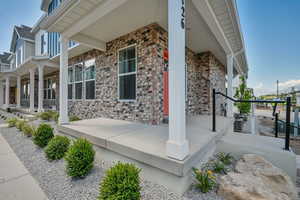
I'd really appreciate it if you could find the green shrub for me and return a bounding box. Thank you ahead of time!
[212,161,227,174]
[99,162,141,200]
[52,112,59,123]
[6,118,18,127]
[70,116,81,122]
[217,152,234,165]
[21,123,35,137]
[16,120,26,131]
[192,168,216,193]
[33,124,54,148]
[39,112,52,121]
[65,138,95,178]
[45,136,70,161]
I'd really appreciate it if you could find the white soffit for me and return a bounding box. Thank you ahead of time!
[208,0,248,73]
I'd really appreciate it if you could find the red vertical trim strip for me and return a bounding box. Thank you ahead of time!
[163,71,169,116]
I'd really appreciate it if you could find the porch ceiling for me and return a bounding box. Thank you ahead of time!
[40,0,247,73]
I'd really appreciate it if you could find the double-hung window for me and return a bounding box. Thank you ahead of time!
[41,34,45,55]
[68,67,74,100]
[85,59,96,100]
[22,83,29,99]
[44,79,56,100]
[74,63,83,99]
[118,46,137,100]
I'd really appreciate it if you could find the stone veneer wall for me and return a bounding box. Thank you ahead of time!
[68,23,226,124]
[68,24,164,124]
[207,53,226,115]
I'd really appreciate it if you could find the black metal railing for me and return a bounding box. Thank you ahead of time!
[212,89,291,151]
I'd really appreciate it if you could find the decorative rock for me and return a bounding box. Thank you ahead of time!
[218,154,297,200]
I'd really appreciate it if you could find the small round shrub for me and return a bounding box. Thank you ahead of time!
[45,136,70,161]
[21,123,35,137]
[70,116,81,122]
[16,120,26,131]
[99,162,141,200]
[65,138,95,178]
[6,118,18,127]
[33,124,54,148]
[51,112,59,123]
[39,112,52,121]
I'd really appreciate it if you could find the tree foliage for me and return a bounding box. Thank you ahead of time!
[234,76,253,114]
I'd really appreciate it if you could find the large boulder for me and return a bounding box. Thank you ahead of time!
[218,154,297,200]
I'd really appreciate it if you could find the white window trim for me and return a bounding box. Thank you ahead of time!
[74,63,84,100]
[117,44,137,102]
[68,65,74,100]
[84,59,96,100]
[44,78,56,100]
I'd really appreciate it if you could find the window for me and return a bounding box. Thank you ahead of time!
[44,78,56,100]
[118,46,136,100]
[85,59,96,99]
[41,34,45,55]
[48,0,62,15]
[68,67,73,99]
[74,63,83,99]
[68,60,96,100]
[22,83,29,99]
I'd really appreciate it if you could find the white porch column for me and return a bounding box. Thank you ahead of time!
[59,35,69,124]
[5,77,10,108]
[17,76,21,108]
[0,80,4,107]
[29,68,35,113]
[38,65,44,113]
[166,0,189,160]
[296,92,300,106]
[227,55,234,117]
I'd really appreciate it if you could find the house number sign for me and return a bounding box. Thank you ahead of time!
[181,0,185,29]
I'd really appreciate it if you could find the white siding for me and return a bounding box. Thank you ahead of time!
[24,41,35,61]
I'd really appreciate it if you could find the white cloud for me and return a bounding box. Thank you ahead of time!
[251,80,300,97]
[278,80,300,91]
[252,82,274,96]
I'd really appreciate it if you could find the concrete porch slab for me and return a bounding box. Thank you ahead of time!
[58,115,232,177]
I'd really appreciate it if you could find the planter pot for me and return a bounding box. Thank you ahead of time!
[234,118,243,132]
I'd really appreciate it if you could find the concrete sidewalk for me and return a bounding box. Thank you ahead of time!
[0,133,48,200]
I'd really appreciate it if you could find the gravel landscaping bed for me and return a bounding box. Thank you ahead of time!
[0,118,225,200]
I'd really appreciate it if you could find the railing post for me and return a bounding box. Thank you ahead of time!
[275,113,278,138]
[212,89,216,132]
[285,97,291,151]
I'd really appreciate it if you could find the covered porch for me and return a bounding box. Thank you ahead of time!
[0,57,59,113]
[40,0,248,161]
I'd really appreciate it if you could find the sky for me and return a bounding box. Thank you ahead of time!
[0,0,299,97]
[0,0,42,52]
[237,0,300,96]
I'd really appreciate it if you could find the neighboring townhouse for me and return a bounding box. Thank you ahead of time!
[0,52,13,105]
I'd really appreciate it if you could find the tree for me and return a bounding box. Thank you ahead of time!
[234,76,253,114]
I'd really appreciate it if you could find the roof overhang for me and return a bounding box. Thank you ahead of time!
[39,0,248,75]
[41,0,52,12]
[192,0,248,75]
